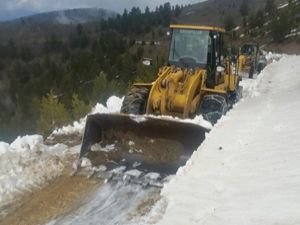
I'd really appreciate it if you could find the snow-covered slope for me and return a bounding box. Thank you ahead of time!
[0,97,123,207]
[0,136,68,204]
[145,55,300,225]
[51,96,123,136]
[2,53,300,225]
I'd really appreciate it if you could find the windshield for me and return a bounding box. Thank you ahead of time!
[241,44,257,55]
[168,29,209,67]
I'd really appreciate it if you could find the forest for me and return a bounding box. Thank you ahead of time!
[0,3,183,141]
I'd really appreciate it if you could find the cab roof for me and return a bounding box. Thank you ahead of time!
[170,24,225,33]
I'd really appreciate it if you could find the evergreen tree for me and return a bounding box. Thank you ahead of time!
[71,93,91,120]
[271,11,291,42]
[255,10,265,28]
[37,90,71,135]
[249,10,265,29]
[91,72,120,104]
[265,0,276,16]
[174,5,181,17]
[7,39,17,59]
[240,0,249,17]
[224,15,236,31]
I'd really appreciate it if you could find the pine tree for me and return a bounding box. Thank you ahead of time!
[71,93,90,120]
[37,90,71,135]
[224,15,236,31]
[271,11,291,42]
[240,0,249,17]
[265,0,276,16]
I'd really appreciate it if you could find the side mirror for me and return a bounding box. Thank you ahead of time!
[142,58,153,66]
[217,66,225,73]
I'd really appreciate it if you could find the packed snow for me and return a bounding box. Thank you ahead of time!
[0,135,71,205]
[46,182,160,225]
[51,95,124,136]
[142,54,300,224]
[52,95,211,137]
[0,96,125,207]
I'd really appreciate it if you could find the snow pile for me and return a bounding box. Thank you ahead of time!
[0,135,69,205]
[143,54,300,224]
[52,93,212,137]
[241,52,283,98]
[233,26,240,31]
[140,114,212,130]
[277,2,288,9]
[52,96,123,136]
[265,52,282,62]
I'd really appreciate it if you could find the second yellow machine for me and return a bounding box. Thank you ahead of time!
[79,24,242,174]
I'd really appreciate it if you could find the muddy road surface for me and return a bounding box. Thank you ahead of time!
[0,161,161,225]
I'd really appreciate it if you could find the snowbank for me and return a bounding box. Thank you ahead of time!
[51,94,212,137]
[144,54,300,224]
[138,114,212,129]
[0,135,70,205]
[241,52,283,98]
[0,97,125,206]
[51,96,124,136]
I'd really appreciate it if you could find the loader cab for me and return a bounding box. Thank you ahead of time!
[240,43,259,56]
[168,25,225,71]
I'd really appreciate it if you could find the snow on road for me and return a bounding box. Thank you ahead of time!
[47,182,160,225]
[0,96,123,209]
[144,54,300,225]
[0,136,69,206]
[51,95,124,136]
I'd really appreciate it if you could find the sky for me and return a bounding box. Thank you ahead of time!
[0,0,203,21]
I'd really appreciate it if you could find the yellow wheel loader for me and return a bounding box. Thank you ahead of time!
[237,42,266,78]
[78,25,242,176]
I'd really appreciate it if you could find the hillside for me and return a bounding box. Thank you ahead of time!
[1,8,116,25]
[0,0,299,142]
[177,0,285,26]
[175,0,300,53]
[0,3,177,142]
[0,8,116,43]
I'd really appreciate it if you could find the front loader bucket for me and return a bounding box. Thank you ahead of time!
[80,113,209,174]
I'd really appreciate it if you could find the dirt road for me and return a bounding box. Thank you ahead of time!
[0,159,101,225]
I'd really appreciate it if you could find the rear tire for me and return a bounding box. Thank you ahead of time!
[249,64,255,79]
[256,63,265,74]
[199,94,228,125]
[121,87,149,114]
[228,85,243,107]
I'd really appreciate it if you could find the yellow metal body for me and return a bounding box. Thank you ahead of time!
[238,54,253,74]
[134,24,240,119]
[237,43,259,75]
[135,62,239,119]
[170,24,226,33]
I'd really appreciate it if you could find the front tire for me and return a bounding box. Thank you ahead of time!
[199,94,228,125]
[121,87,149,114]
